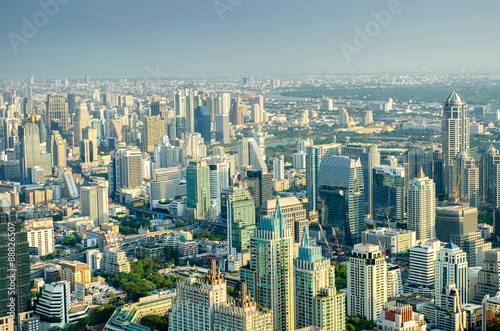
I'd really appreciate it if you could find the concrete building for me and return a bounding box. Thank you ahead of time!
[24,218,54,257]
[482,291,500,331]
[101,246,130,274]
[436,206,477,243]
[407,168,436,242]
[374,305,427,331]
[60,261,92,290]
[474,249,500,303]
[186,160,211,219]
[435,243,468,306]
[372,165,405,221]
[405,240,442,294]
[347,244,387,321]
[450,231,492,268]
[81,186,109,227]
[362,228,416,255]
[260,197,308,244]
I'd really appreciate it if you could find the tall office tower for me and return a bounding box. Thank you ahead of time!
[0,200,31,325]
[273,155,285,180]
[342,143,380,216]
[226,183,255,264]
[251,104,261,123]
[318,155,364,245]
[424,283,466,331]
[150,99,166,117]
[48,130,67,168]
[91,119,102,139]
[372,165,405,221]
[294,228,346,331]
[209,163,230,215]
[244,170,273,209]
[3,118,22,150]
[82,127,98,161]
[215,113,230,144]
[67,93,76,116]
[260,197,308,244]
[407,168,436,242]
[150,167,186,205]
[72,103,91,147]
[474,249,500,302]
[185,92,196,133]
[322,98,333,111]
[363,110,373,126]
[174,89,186,117]
[142,115,164,152]
[306,143,342,211]
[451,150,479,204]
[24,218,55,257]
[436,206,477,243]
[237,138,267,173]
[186,160,211,219]
[432,147,446,197]
[479,144,500,209]
[81,186,109,226]
[406,240,441,293]
[402,147,432,189]
[435,243,468,306]
[338,108,350,127]
[175,116,186,139]
[20,123,41,184]
[154,136,181,168]
[300,109,309,127]
[229,96,244,127]
[240,200,294,331]
[442,88,470,196]
[112,148,143,190]
[194,106,211,145]
[221,93,231,115]
[46,94,69,133]
[347,244,388,321]
[451,231,491,268]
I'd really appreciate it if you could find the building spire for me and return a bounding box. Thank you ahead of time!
[417,166,426,179]
[301,226,310,247]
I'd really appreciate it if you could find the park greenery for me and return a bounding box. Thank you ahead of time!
[140,314,169,330]
[346,316,377,331]
[117,216,151,235]
[193,228,226,241]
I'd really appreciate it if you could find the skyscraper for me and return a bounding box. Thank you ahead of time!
[241,200,294,331]
[0,200,31,327]
[451,150,479,204]
[48,130,67,168]
[436,206,477,243]
[46,94,69,133]
[273,155,285,180]
[72,103,91,147]
[194,106,211,145]
[186,160,211,219]
[347,244,387,321]
[259,197,308,244]
[110,147,143,191]
[215,113,230,144]
[406,240,442,293]
[20,123,41,184]
[435,242,468,306]
[402,147,432,189]
[407,168,436,242]
[237,138,267,173]
[142,115,165,152]
[243,170,273,210]
[226,183,255,265]
[479,144,500,209]
[318,155,364,246]
[372,165,405,221]
[81,186,109,227]
[209,163,230,215]
[229,96,244,127]
[442,88,470,195]
[474,249,500,303]
[294,228,346,330]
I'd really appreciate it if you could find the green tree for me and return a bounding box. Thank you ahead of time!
[140,314,169,330]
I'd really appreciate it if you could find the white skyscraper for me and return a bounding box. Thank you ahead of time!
[347,244,388,321]
[81,186,109,226]
[209,162,230,215]
[407,168,436,242]
[435,243,468,306]
[273,155,285,180]
[406,240,442,293]
[237,138,267,173]
[442,88,470,195]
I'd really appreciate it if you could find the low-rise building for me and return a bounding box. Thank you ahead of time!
[60,261,92,290]
[362,228,416,255]
[374,304,427,331]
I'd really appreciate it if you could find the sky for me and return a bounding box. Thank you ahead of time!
[0,0,499,77]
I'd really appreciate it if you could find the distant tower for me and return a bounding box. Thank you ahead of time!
[20,123,41,184]
[46,94,69,134]
[186,160,211,219]
[273,155,285,180]
[194,106,211,145]
[442,88,470,196]
[479,144,500,209]
[407,168,436,242]
[73,103,91,147]
[229,96,244,127]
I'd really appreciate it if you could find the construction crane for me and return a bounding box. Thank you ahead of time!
[450,168,464,201]
[316,221,334,258]
[386,211,390,230]
[370,217,386,257]
[331,226,343,256]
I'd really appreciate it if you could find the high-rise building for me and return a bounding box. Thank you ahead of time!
[260,197,308,243]
[142,115,165,152]
[48,130,67,168]
[339,108,350,128]
[402,148,432,189]
[318,155,364,245]
[226,183,255,265]
[24,218,54,257]
[186,160,211,219]
[423,284,466,331]
[215,113,230,144]
[46,94,69,133]
[0,200,31,325]
[451,231,491,268]
[34,281,72,326]
[482,291,500,331]
[273,155,285,180]
[229,96,244,127]
[363,110,373,126]
[20,123,41,184]
[255,95,264,123]
[475,249,500,303]
[194,106,211,145]
[479,144,500,209]
[240,200,294,331]
[372,165,405,221]
[81,186,109,227]
[342,143,380,216]
[305,143,342,211]
[294,228,346,331]
[407,168,436,242]
[60,261,91,290]
[432,147,445,197]
[405,240,441,294]
[322,98,333,111]
[237,138,267,173]
[442,88,470,196]
[436,206,477,243]
[73,104,91,147]
[435,243,468,306]
[451,150,479,204]
[110,147,143,190]
[81,127,98,165]
[347,244,388,321]
[244,170,273,210]
[209,163,230,215]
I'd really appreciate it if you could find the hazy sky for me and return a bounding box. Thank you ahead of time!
[0,0,499,77]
